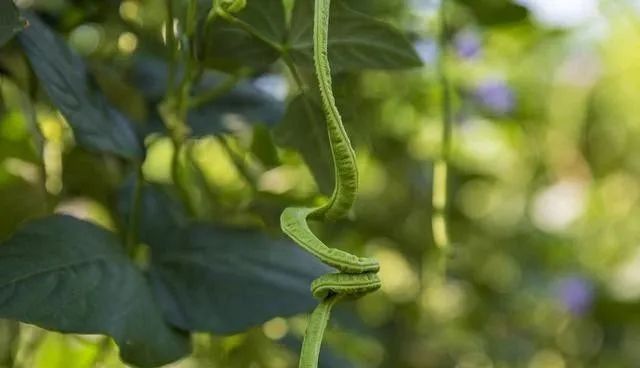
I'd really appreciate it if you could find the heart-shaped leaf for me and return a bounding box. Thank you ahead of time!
[18,14,144,159]
[287,0,423,73]
[0,215,190,367]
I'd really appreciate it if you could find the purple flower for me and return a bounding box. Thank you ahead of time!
[555,276,594,316]
[473,79,515,115]
[454,30,481,60]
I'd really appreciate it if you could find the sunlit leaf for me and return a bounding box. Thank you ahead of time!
[0,215,190,367]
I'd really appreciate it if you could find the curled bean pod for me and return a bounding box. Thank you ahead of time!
[279,1,381,367]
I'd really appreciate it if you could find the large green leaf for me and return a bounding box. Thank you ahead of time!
[287,0,422,72]
[0,215,190,367]
[0,0,25,47]
[148,224,331,334]
[118,183,330,333]
[274,94,334,194]
[200,0,286,72]
[18,14,144,160]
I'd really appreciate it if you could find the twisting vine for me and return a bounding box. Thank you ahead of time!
[279,1,381,367]
[432,0,453,278]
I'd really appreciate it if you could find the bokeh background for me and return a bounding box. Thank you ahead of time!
[2,0,640,367]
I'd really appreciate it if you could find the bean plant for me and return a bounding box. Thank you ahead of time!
[0,0,423,366]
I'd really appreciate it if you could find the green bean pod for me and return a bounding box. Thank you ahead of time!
[279,1,382,367]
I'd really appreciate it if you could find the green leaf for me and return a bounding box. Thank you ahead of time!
[149,224,331,334]
[287,0,423,73]
[456,0,529,25]
[200,0,286,72]
[274,94,334,194]
[118,183,329,334]
[0,215,190,367]
[0,0,25,47]
[118,180,187,253]
[18,14,144,160]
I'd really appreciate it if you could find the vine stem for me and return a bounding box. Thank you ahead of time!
[298,295,341,368]
[432,0,453,278]
[161,0,200,216]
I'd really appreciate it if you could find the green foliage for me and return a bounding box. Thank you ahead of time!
[0,216,190,367]
[148,224,329,334]
[287,0,422,72]
[9,0,639,367]
[201,0,421,74]
[18,15,144,160]
[0,0,24,47]
[129,56,284,136]
[0,0,423,365]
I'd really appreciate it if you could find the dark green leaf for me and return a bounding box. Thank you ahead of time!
[18,14,144,159]
[0,0,25,47]
[287,0,423,73]
[457,0,529,25]
[0,215,190,367]
[118,180,187,253]
[149,224,331,334]
[274,94,334,194]
[200,0,286,72]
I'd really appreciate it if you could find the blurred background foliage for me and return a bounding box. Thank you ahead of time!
[2,0,640,367]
